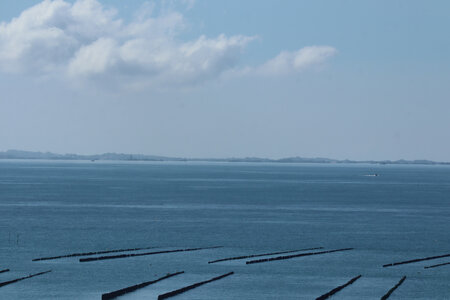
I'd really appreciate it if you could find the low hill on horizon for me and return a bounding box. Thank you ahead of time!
[0,149,448,165]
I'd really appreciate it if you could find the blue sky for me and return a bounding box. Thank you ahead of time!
[1,0,449,160]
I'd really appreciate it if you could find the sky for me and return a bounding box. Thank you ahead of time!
[0,0,449,161]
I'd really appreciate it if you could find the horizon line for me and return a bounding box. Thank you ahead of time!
[1,149,449,165]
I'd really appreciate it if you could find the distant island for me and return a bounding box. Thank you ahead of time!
[0,149,449,165]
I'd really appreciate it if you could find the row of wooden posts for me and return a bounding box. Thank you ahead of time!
[3,245,450,298]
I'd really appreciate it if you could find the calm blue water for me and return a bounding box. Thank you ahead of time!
[0,160,449,299]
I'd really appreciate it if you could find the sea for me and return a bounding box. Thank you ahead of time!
[0,160,449,299]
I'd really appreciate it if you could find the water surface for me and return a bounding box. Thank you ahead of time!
[0,160,449,299]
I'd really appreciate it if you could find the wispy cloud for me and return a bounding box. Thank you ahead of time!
[257,46,337,75]
[0,0,337,90]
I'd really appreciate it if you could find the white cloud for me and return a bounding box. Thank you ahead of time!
[0,0,337,89]
[68,37,118,75]
[257,46,337,75]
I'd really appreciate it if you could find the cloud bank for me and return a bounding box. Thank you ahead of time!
[0,0,337,89]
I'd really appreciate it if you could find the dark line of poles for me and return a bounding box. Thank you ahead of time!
[32,246,155,261]
[383,253,450,267]
[0,270,52,288]
[208,247,323,264]
[424,261,450,269]
[80,246,223,262]
[316,275,362,300]
[246,248,354,264]
[380,276,406,300]
[158,272,234,300]
[101,271,184,300]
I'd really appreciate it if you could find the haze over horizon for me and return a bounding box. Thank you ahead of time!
[2,149,450,164]
[1,0,449,161]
